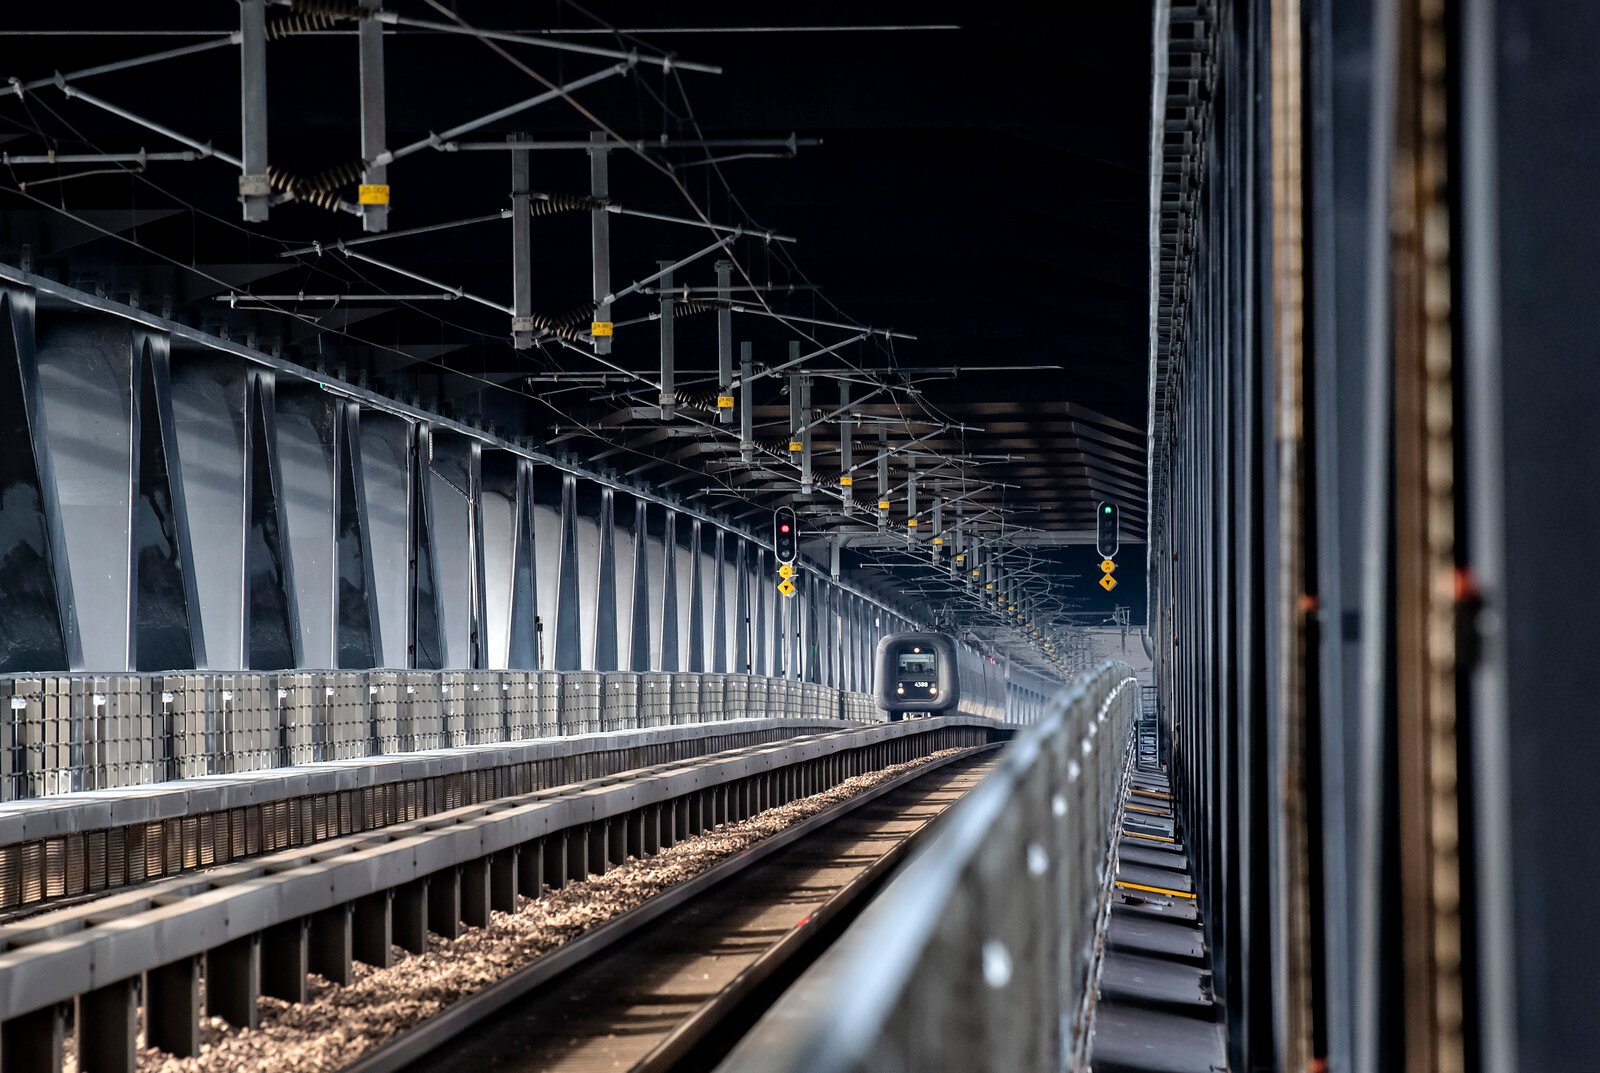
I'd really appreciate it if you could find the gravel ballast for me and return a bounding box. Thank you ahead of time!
[90,746,974,1073]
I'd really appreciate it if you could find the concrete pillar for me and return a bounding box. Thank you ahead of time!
[428,867,463,939]
[588,823,609,875]
[566,827,588,883]
[393,878,429,955]
[260,919,308,1002]
[607,816,628,867]
[206,933,261,1029]
[2,1004,66,1073]
[544,833,568,890]
[76,978,137,1073]
[353,891,394,968]
[309,904,354,985]
[491,848,519,912]
[644,805,661,854]
[519,840,545,898]
[461,857,492,928]
[145,957,201,1057]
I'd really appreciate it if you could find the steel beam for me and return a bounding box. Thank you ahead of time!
[589,132,612,355]
[687,521,706,672]
[511,136,533,349]
[716,261,734,424]
[712,528,728,673]
[552,476,582,670]
[628,498,651,671]
[238,0,269,221]
[740,341,754,461]
[658,263,675,418]
[593,488,618,670]
[660,510,679,671]
[358,2,388,232]
[800,373,814,494]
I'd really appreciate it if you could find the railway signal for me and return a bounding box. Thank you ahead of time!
[1096,501,1120,559]
[774,506,798,563]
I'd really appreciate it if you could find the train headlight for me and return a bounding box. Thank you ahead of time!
[930,687,938,696]
[896,686,904,695]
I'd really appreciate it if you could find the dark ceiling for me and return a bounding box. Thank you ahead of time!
[0,2,1152,637]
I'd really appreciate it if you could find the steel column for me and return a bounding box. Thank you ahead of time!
[716,260,734,424]
[592,487,618,670]
[711,527,728,672]
[589,132,612,354]
[511,136,533,349]
[687,520,706,672]
[628,497,652,671]
[553,475,582,670]
[660,510,679,671]
[238,0,269,222]
[658,264,675,418]
[358,2,388,232]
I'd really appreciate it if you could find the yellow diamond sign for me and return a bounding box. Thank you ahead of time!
[1099,574,1118,592]
[1100,558,1116,574]
[777,561,794,579]
[777,578,797,598]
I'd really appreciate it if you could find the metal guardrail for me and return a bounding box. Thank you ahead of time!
[719,661,1140,1073]
[0,719,846,913]
[0,671,885,802]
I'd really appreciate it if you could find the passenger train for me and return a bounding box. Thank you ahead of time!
[873,631,1054,723]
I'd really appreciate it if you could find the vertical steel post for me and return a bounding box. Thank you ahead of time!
[838,380,853,514]
[629,498,651,671]
[687,521,705,672]
[733,537,750,672]
[932,497,943,562]
[358,2,388,232]
[589,132,612,354]
[752,545,767,675]
[238,0,270,222]
[712,528,728,672]
[552,476,581,670]
[787,368,801,472]
[800,374,814,493]
[658,264,675,418]
[877,428,889,531]
[906,456,918,541]
[660,510,679,671]
[739,342,754,462]
[593,488,618,670]
[510,135,533,350]
[716,261,734,424]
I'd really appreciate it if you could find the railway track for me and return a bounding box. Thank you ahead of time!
[346,748,1001,1073]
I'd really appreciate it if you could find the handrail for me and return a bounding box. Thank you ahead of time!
[720,661,1140,1073]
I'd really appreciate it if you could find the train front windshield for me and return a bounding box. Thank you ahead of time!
[895,649,939,700]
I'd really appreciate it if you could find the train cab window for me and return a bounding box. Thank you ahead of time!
[895,647,940,699]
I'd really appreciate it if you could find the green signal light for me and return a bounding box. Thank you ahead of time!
[1103,505,1112,514]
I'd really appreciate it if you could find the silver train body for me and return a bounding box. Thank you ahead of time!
[873,631,1055,724]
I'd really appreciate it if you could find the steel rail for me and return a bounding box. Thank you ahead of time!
[340,745,999,1073]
